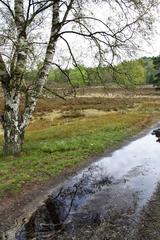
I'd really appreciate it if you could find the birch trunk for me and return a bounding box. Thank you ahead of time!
[2,0,27,155]
[21,0,60,130]
[0,0,73,156]
[3,124,24,156]
[2,90,23,155]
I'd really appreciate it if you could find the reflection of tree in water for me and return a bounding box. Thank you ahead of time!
[13,163,145,240]
[12,130,160,239]
[152,128,160,142]
[15,166,112,240]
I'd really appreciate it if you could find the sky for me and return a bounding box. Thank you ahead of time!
[137,18,160,57]
[52,1,160,67]
[1,0,160,69]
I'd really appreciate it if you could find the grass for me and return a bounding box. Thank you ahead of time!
[0,111,152,198]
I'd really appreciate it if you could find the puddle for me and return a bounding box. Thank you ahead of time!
[4,127,160,239]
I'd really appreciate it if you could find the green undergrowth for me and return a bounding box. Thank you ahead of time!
[0,112,151,198]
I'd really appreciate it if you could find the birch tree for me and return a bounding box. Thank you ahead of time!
[0,0,157,155]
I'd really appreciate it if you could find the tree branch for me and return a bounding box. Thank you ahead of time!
[43,86,66,100]
[0,0,15,19]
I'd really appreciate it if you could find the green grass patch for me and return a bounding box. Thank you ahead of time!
[0,112,151,198]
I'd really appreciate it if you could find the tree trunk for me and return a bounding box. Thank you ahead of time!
[1,0,64,156]
[2,90,23,156]
[3,126,24,156]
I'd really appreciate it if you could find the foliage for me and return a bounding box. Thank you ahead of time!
[114,59,146,86]
[25,56,160,88]
[85,67,113,86]
[69,65,88,87]
[152,55,160,86]
[143,57,156,84]
[46,59,147,87]
[48,69,70,84]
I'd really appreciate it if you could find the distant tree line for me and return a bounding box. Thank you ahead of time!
[143,56,160,86]
[25,57,160,88]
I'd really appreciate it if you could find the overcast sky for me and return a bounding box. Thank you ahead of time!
[136,17,160,57]
[53,2,160,67]
[1,0,160,69]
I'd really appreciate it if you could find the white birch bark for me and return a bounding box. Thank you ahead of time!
[21,0,61,130]
[3,90,23,155]
[2,0,27,155]
[1,0,74,155]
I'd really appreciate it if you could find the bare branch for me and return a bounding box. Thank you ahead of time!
[0,0,15,19]
[43,86,66,100]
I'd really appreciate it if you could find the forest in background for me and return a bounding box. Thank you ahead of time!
[24,56,160,88]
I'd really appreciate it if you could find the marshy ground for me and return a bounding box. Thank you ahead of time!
[1,86,160,239]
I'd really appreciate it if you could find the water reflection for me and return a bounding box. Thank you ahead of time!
[152,128,160,142]
[15,167,112,239]
[5,128,160,239]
